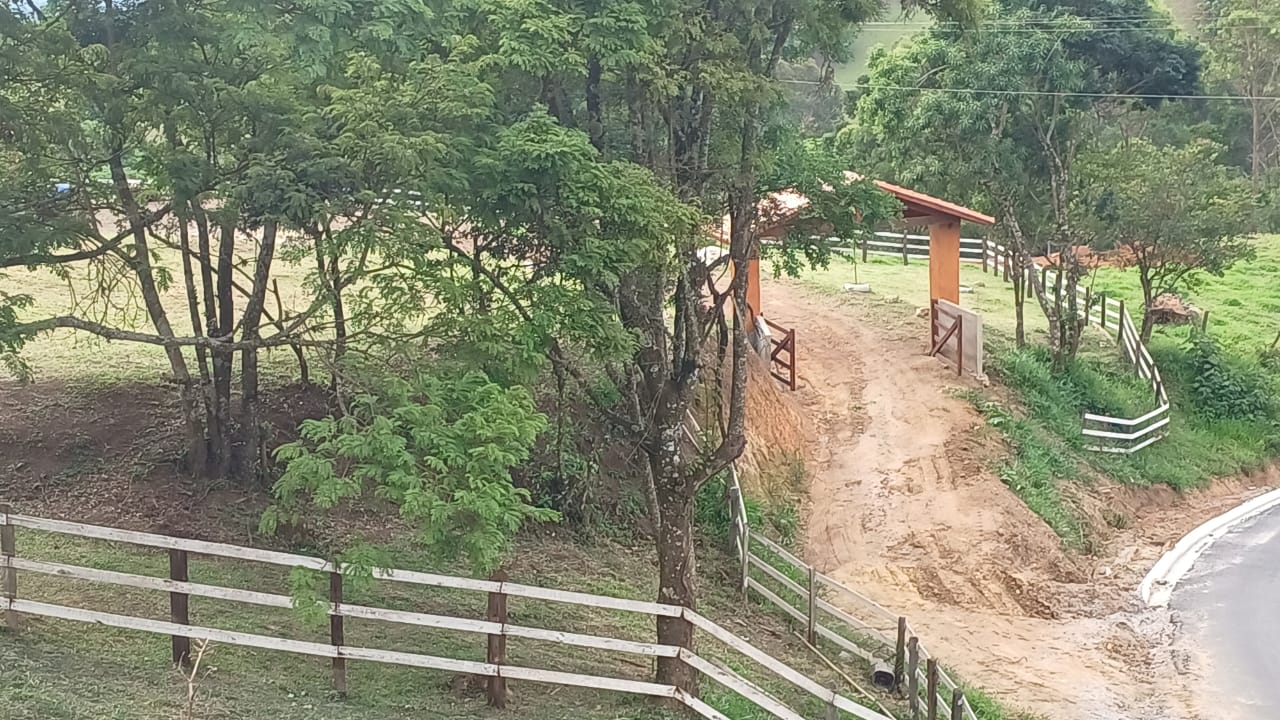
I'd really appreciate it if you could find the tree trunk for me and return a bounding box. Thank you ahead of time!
[1252,99,1263,184]
[213,219,236,477]
[1013,255,1026,347]
[652,445,698,697]
[107,153,206,472]
[192,204,228,471]
[1139,271,1156,344]
[175,206,212,476]
[238,221,277,482]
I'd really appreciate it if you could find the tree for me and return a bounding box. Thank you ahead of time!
[1074,138,1258,342]
[838,1,1210,367]
[839,17,1094,367]
[1207,0,1280,182]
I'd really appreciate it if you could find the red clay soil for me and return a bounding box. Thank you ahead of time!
[757,276,1271,720]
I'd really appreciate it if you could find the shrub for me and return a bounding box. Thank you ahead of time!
[1186,335,1276,422]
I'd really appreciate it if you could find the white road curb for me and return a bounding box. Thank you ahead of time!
[1140,486,1280,607]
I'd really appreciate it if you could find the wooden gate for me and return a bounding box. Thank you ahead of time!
[763,317,797,391]
[928,300,964,377]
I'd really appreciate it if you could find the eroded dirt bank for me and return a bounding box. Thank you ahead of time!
[763,278,1270,720]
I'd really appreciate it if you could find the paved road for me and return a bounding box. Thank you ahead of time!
[1172,504,1280,718]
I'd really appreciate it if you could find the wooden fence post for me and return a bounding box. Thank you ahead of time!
[955,315,964,377]
[1,504,18,632]
[805,566,817,645]
[825,699,840,720]
[926,659,939,720]
[1099,292,1107,328]
[894,617,907,693]
[1201,310,1210,333]
[739,525,750,597]
[1083,287,1092,323]
[1117,300,1126,343]
[788,329,798,391]
[901,231,909,266]
[486,570,509,708]
[907,636,920,720]
[981,238,989,273]
[951,688,965,720]
[169,549,190,666]
[330,570,347,696]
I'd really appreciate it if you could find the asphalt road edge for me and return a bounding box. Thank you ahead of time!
[1140,486,1280,607]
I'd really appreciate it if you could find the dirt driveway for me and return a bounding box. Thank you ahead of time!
[761,278,1261,720]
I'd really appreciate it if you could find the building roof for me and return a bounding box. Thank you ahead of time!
[873,179,995,226]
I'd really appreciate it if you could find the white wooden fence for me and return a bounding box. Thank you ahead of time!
[978,242,1170,454]
[0,506,901,720]
[831,232,1170,453]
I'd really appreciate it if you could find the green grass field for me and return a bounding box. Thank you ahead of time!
[1089,236,1280,354]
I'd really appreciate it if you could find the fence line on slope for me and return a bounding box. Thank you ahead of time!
[681,414,976,720]
[721,469,978,720]
[0,506,904,720]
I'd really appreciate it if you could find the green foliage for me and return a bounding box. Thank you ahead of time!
[267,371,554,574]
[695,472,766,542]
[970,395,1087,551]
[1186,334,1278,422]
[1074,138,1258,321]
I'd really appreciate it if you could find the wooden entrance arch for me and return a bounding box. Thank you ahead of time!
[740,179,995,323]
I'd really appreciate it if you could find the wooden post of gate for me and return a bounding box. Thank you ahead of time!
[1117,300,1126,343]
[788,329,798,391]
[1099,292,1107,328]
[1,504,18,632]
[486,570,509,708]
[168,548,190,666]
[926,658,939,720]
[955,315,964,377]
[330,570,347,696]
[739,524,750,596]
[981,238,989,273]
[907,636,920,720]
[894,617,907,693]
[951,688,965,720]
[805,566,818,645]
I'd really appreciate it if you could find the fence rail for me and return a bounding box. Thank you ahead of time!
[0,506,897,720]
[976,242,1170,453]
[726,470,977,720]
[763,316,798,391]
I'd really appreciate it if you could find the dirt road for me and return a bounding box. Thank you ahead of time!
[762,278,1259,720]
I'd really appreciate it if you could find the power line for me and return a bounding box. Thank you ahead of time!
[777,78,1280,102]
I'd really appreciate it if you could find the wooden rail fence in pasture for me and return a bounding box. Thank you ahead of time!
[721,473,978,720]
[0,505,908,720]
[978,242,1170,454]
